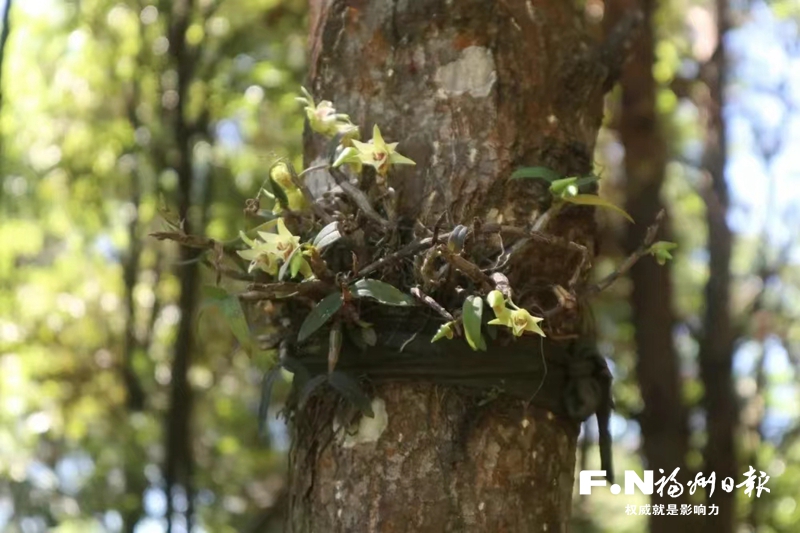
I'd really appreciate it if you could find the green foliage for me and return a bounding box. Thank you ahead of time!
[562,193,634,223]
[351,279,414,306]
[297,291,344,342]
[0,0,308,530]
[462,295,486,351]
[510,165,563,182]
[511,166,631,222]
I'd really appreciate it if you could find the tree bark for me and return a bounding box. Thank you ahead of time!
[698,0,736,529]
[291,1,619,531]
[606,1,695,531]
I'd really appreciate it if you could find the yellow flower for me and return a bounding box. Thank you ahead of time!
[270,162,295,190]
[296,87,359,139]
[237,219,312,278]
[350,125,415,176]
[508,308,546,337]
[486,291,545,337]
[486,290,508,317]
[269,162,308,212]
[237,241,280,275]
[257,218,301,260]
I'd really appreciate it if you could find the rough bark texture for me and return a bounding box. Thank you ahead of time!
[291,1,615,531]
[606,1,695,531]
[290,385,578,532]
[698,0,736,529]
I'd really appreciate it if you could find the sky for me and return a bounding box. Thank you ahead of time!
[726,2,800,245]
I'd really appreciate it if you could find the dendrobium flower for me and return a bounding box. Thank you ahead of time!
[268,162,307,212]
[296,87,359,139]
[237,239,280,275]
[486,290,509,319]
[350,125,416,176]
[237,218,312,278]
[506,309,546,337]
[485,290,546,338]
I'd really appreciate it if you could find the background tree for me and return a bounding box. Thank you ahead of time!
[604,0,695,531]
[0,0,305,531]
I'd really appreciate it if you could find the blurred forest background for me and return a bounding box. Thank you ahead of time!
[0,0,799,532]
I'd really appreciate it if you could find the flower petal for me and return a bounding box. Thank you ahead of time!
[276,218,291,238]
[372,124,385,147]
[486,290,505,309]
[237,249,260,261]
[390,152,416,166]
[257,231,282,244]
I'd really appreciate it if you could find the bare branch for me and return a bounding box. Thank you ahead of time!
[439,246,494,292]
[585,209,666,296]
[411,287,454,321]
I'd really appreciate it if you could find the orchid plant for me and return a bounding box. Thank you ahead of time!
[153,86,676,389]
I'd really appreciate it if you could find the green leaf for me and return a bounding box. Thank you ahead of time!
[351,279,414,306]
[328,321,343,373]
[573,175,600,189]
[563,194,634,223]
[298,292,344,342]
[328,371,374,417]
[510,166,562,182]
[313,221,341,251]
[462,296,486,351]
[201,286,252,350]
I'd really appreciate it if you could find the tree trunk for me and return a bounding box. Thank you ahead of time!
[606,1,696,531]
[698,0,736,529]
[164,1,201,531]
[291,1,620,531]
